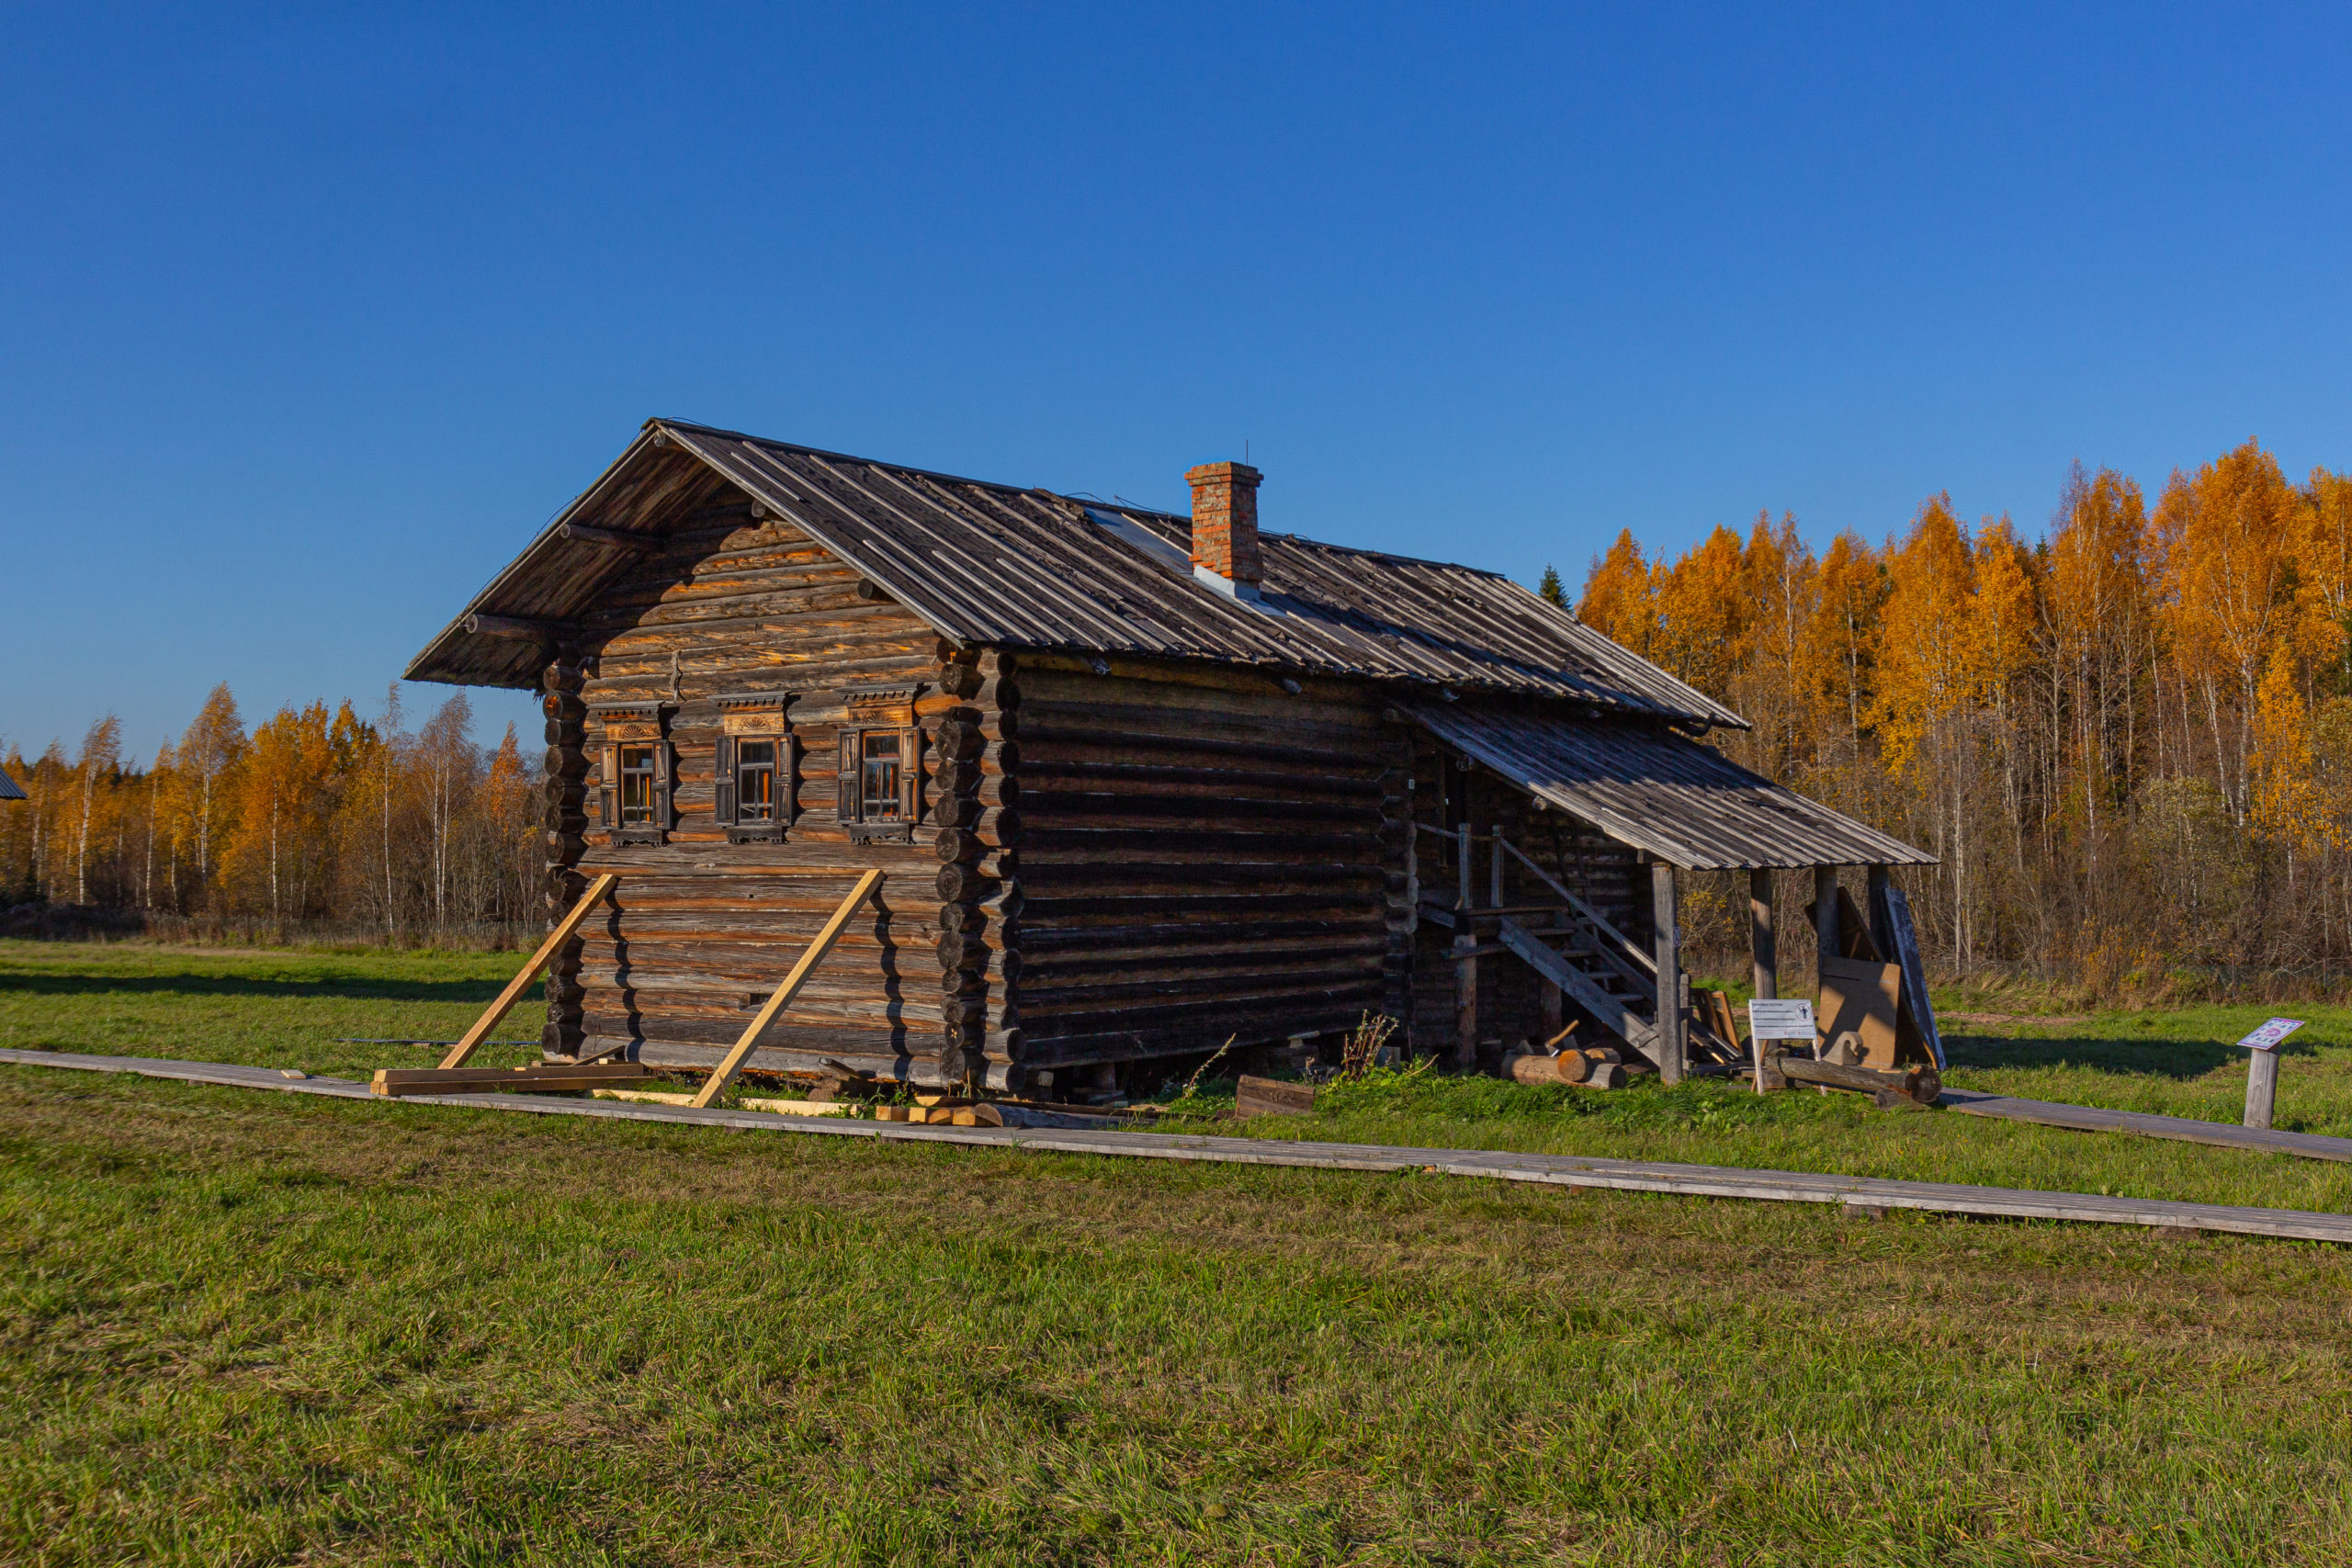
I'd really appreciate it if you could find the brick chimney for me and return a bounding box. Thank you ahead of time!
[1184,461,1263,597]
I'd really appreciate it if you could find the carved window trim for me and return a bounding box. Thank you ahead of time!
[591,700,677,847]
[714,691,796,845]
[835,685,923,845]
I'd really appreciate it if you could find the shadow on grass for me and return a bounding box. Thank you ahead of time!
[0,972,509,1005]
[1944,1032,2245,1080]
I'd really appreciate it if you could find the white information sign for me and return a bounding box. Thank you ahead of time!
[1747,998,1817,1042]
[2235,1018,2306,1053]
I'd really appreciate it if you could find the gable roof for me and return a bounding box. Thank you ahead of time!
[405,419,1746,728]
[0,766,22,802]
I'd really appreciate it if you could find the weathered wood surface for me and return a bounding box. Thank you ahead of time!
[12,1049,2352,1244]
[1939,1087,2352,1163]
[1012,661,1406,1077]
[1235,1075,1317,1116]
[1775,1055,1940,1106]
[374,1062,654,1097]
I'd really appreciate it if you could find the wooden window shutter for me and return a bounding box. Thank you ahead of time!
[899,728,922,826]
[781,733,799,827]
[600,743,618,837]
[655,740,675,830]
[837,730,859,822]
[715,735,736,826]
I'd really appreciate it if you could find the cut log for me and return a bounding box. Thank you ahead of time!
[1773,1053,1941,1105]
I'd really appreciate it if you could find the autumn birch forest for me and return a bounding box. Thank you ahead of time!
[1,688,539,945]
[1559,438,2352,995]
[6,436,2348,987]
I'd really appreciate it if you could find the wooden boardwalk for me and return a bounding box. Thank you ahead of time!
[8,1048,2352,1245]
[1939,1088,2352,1163]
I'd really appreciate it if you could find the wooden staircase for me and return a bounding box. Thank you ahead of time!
[1495,912,1663,1065]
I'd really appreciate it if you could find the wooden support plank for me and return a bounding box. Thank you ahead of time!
[1651,861,1685,1086]
[440,873,618,1069]
[691,870,885,1110]
[16,1048,2352,1244]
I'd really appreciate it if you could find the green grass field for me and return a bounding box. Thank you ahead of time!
[6,940,2352,1564]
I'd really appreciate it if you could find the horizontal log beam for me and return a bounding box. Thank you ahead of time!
[467,613,571,640]
[559,521,662,552]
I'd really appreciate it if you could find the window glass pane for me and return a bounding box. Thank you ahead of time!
[861,729,901,821]
[618,745,655,825]
[737,739,775,820]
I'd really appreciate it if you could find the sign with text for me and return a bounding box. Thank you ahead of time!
[1747,998,1817,1041]
[2235,1018,2306,1053]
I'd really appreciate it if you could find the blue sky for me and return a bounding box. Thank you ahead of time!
[5,3,2348,761]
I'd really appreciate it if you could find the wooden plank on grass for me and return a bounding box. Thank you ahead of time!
[373,1062,653,1097]
[439,874,618,1069]
[1939,1088,2352,1163]
[691,870,884,1110]
[1236,1075,1317,1116]
[18,1048,2352,1245]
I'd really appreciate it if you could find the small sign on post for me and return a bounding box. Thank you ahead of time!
[2236,1018,2305,1131]
[1747,998,1816,1094]
[1747,998,1817,1040]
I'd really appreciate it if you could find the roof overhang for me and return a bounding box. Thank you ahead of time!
[1401,698,1934,872]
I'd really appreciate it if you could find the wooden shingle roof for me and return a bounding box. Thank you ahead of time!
[406,420,1746,729]
[1403,698,1932,870]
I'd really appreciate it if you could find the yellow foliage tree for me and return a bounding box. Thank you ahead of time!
[1576,529,1657,657]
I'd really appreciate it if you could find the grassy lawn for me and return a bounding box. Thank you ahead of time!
[7,940,2352,1563]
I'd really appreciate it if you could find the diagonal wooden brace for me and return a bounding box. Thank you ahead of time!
[438,873,618,1069]
[691,870,885,1110]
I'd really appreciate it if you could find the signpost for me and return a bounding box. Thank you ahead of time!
[2236,1018,2305,1130]
[1746,998,1816,1094]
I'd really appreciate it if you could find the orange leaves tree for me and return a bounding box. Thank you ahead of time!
[1571,437,2352,981]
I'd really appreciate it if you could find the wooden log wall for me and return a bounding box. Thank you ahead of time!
[1011,655,1411,1081]
[928,647,1020,1089]
[562,494,967,1084]
[541,658,592,1055]
[1406,731,1649,1056]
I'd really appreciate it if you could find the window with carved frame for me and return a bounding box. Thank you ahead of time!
[714,692,796,844]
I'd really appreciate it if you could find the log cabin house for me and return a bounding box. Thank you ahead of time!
[407,420,1932,1094]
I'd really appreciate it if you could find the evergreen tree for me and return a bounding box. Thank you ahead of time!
[1538,563,1566,607]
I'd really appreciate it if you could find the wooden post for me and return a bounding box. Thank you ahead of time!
[1455,821,1477,1067]
[2245,1049,2280,1131]
[1813,865,1840,987]
[1749,868,1776,1095]
[1811,865,1839,1087]
[439,873,617,1069]
[692,870,883,1109]
[1491,828,1506,908]
[1651,860,1684,1085]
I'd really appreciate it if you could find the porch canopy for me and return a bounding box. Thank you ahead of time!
[1401,699,1932,872]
